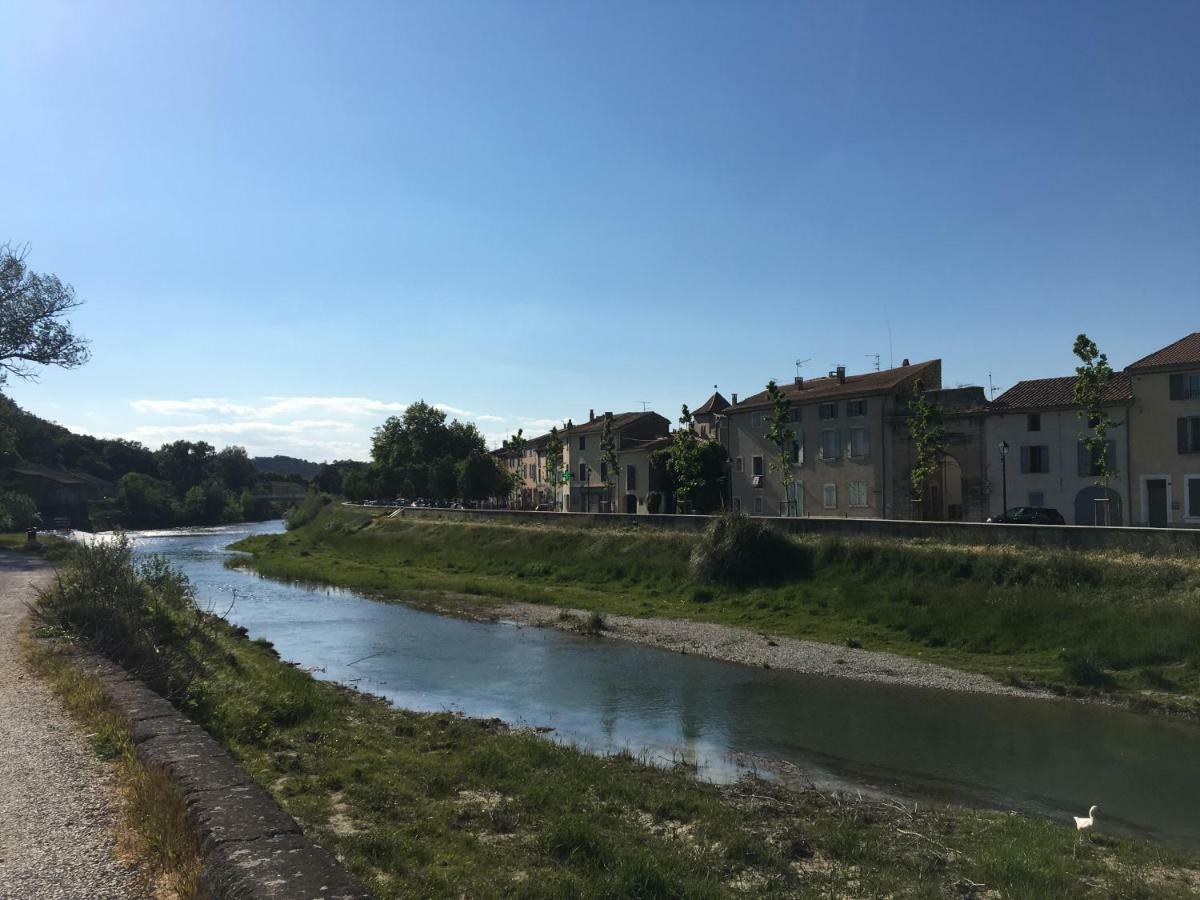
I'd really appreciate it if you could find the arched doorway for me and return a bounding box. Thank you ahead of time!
[921,454,964,520]
[625,494,638,514]
[1074,485,1123,526]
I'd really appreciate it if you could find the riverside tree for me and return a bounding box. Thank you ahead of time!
[370,401,487,499]
[0,243,90,385]
[666,405,702,513]
[765,380,797,516]
[908,382,947,519]
[1072,333,1117,525]
[600,413,619,512]
[544,426,564,510]
[508,428,527,508]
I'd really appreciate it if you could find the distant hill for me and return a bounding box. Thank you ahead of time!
[252,455,321,480]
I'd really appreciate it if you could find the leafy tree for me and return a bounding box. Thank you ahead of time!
[599,414,619,512]
[117,473,178,528]
[182,480,233,526]
[1073,333,1117,525]
[457,450,508,503]
[666,405,702,513]
[430,456,459,499]
[508,428,528,508]
[214,446,258,493]
[0,243,90,385]
[370,401,486,499]
[908,383,947,517]
[342,466,377,502]
[544,426,564,510]
[155,440,216,497]
[765,380,797,516]
[0,491,39,531]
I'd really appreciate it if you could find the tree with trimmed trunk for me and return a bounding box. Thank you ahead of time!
[544,426,564,511]
[666,405,702,513]
[765,380,797,516]
[508,428,527,508]
[1072,333,1117,525]
[600,413,619,512]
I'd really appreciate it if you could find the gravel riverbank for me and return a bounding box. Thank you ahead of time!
[489,600,1050,699]
[0,553,149,900]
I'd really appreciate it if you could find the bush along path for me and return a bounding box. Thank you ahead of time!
[0,553,149,900]
[30,525,1200,896]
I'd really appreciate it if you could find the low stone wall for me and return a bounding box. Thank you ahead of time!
[74,654,370,900]
[388,505,1200,554]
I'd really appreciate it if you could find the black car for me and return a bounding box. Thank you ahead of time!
[987,506,1066,525]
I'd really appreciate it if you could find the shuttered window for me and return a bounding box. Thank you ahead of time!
[1187,477,1200,519]
[1169,373,1200,400]
[1179,417,1200,454]
[1020,445,1050,473]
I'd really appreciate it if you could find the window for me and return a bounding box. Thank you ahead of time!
[818,402,838,420]
[1020,445,1050,473]
[786,481,803,516]
[736,456,744,473]
[790,437,802,465]
[600,461,607,482]
[847,399,867,417]
[733,497,741,513]
[1179,417,1200,454]
[699,423,709,437]
[529,463,537,480]
[822,483,837,509]
[1169,373,1200,400]
[789,408,802,423]
[626,464,636,491]
[820,429,842,460]
[848,481,868,507]
[753,496,763,514]
[1077,440,1116,477]
[579,436,586,450]
[1027,414,1041,432]
[579,462,588,482]
[751,412,762,429]
[1186,476,1200,520]
[1029,490,1045,507]
[849,427,869,458]
[752,456,764,477]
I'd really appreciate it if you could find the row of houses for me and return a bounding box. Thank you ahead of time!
[495,332,1200,528]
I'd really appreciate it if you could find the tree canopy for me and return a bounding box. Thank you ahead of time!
[0,243,90,385]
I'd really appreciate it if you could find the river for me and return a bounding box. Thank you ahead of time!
[113,520,1200,851]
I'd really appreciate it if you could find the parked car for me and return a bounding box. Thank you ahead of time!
[534,503,554,512]
[987,507,1066,525]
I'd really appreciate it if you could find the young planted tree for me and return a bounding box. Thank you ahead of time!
[908,383,947,520]
[764,380,797,516]
[0,243,90,385]
[508,428,527,508]
[544,426,564,511]
[600,413,619,512]
[666,405,702,513]
[1072,333,1117,525]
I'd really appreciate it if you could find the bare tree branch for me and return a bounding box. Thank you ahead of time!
[0,242,91,384]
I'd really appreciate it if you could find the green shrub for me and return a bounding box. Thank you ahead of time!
[0,491,39,530]
[645,491,663,514]
[286,491,333,530]
[1060,652,1115,689]
[689,514,804,586]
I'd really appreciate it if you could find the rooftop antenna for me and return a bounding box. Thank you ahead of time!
[988,371,997,400]
[865,353,881,372]
[635,400,652,412]
[794,358,811,378]
[885,315,894,368]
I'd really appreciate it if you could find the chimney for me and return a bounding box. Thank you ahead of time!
[902,358,909,367]
[589,409,595,422]
[836,366,846,384]
[731,392,738,405]
[794,376,804,389]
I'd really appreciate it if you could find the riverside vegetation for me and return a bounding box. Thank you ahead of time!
[26,536,1200,897]
[232,504,1200,715]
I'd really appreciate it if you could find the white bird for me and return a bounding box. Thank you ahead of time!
[1074,805,1098,831]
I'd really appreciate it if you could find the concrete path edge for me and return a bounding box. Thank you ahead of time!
[66,653,372,900]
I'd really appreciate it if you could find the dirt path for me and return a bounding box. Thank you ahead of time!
[492,601,1049,698]
[0,553,148,900]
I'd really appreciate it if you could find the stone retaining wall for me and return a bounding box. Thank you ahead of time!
[74,654,371,900]
[387,505,1200,554]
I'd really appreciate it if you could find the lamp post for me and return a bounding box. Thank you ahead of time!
[997,440,1010,518]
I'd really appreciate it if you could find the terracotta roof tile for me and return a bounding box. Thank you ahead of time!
[1126,333,1200,372]
[729,360,940,413]
[992,373,1133,410]
[693,392,730,416]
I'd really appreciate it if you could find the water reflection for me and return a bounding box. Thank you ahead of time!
[105,521,1200,851]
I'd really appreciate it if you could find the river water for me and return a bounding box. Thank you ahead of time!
[114,520,1200,850]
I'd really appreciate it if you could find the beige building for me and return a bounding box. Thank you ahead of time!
[985,375,1134,524]
[725,360,943,518]
[1126,333,1200,527]
[561,410,670,513]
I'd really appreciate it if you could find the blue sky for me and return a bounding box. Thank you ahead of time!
[2,0,1197,461]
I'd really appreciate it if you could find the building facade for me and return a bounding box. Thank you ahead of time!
[985,375,1134,525]
[725,360,941,519]
[1126,333,1200,527]
[561,411,670,513]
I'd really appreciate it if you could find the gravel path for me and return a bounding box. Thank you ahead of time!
[0,553,148,900]
[495,601,1050,698]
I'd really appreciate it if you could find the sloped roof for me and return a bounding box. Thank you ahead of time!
[693,391,730,416]
[6,463,111,487]
[729,360,940,413]
[1126,333,1200,373]
[562,411,663,436]
[992,373,1133,411]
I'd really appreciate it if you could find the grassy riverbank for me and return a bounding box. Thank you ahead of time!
[231,506,1200,713]
[32,537,1200,897]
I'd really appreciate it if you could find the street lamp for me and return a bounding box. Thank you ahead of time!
[997,440,1010,518]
